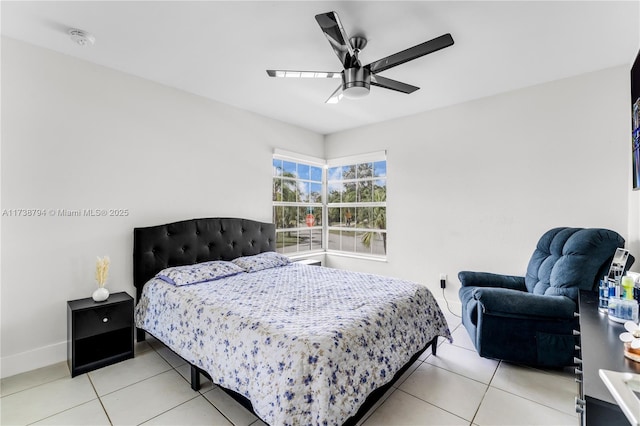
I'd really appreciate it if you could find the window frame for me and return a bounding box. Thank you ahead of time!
[272,150,387,260]
[325,152,387,259]
[272,152,325,256]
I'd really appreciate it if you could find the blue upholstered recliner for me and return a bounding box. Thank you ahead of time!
[459,227,634,367]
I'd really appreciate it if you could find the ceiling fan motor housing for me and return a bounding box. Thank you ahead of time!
[343,67,371,98]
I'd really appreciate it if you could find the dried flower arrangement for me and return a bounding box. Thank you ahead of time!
[95,256,110,288]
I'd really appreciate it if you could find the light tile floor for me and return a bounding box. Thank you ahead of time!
[0,308,579,426]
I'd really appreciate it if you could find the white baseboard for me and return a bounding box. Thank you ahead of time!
[1,341,67,379]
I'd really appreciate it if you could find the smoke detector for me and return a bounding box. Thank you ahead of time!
[68,29,95,47]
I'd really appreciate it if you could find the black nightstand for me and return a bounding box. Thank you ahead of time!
[67,292,134,377]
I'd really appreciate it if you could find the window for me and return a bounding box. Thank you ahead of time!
[326,155,387,257]
[272,156,323,254]
[272,150,387,259]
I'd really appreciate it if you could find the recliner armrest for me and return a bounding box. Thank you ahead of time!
[458,271,527,291]
[472,287,576,319]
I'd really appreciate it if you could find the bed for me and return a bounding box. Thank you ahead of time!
[133,217,451,425]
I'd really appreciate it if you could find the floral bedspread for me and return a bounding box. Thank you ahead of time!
[135,263,451,425]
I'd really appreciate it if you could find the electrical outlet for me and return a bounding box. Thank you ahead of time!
[440,273,447,289]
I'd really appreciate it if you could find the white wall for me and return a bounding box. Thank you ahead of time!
[0,38,324,378]
[325,66,632,301]
[2,36,636,378]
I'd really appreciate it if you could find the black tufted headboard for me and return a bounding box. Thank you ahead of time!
[133,217,276,302]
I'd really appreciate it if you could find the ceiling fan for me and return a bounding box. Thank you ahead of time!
[266,11,454,104]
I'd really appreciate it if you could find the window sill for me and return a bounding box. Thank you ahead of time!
[286,251,325,261]
[325,251,387,263]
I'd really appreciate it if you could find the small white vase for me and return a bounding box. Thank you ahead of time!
[92,287,109,302]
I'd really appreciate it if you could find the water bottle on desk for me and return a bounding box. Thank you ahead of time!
[609,277,618,299]
[608,275,639,323]
[598,278,609,312]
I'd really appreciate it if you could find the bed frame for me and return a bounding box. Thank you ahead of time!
[133,217,437,425]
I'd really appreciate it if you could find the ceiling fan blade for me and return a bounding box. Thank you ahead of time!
[325,84,344,104]
[370,74,419,94]
[266,70,342,78]
[315,11,355,68]
[367,33,454,74]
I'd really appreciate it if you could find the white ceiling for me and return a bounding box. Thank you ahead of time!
[2,1,639,135]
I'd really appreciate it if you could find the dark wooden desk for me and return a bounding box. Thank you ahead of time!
[579,290,640,425]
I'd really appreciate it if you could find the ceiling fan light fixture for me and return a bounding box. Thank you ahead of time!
[342,85,370,99]
[342,67,371,99]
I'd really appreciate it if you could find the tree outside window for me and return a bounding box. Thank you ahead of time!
[273,154,386,258]
[272,158,323,254]
[327,160,387,257]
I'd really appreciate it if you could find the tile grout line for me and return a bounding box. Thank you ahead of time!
[117,342,197,425]
[440,332,577,418]
[84,343,179,424]
[487,384,578,418]
[396,342,491,425]
[136,393,203,425]
[148,344,239,426]
[0,367,69,399]
[361,384,405,425]
[87,373,115,426]
[424,360,496,387]
[469,359,502,425]
[94,342,175,399]
[196,375,266,425]
[199,387,240,426]
[22,373,113,426]
[96,366,173,398]
[485,362,578,419]
[393,387,473,424]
